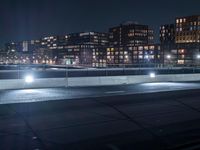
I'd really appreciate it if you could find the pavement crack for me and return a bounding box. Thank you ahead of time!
[7,106,48,150]
[174,98,200,114]
[94,100,170,148]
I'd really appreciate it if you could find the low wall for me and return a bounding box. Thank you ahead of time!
[0,78,67,90]
[1,73,200,90]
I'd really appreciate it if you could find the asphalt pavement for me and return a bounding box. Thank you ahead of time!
[1,83,200,149]
[1,82,200,104]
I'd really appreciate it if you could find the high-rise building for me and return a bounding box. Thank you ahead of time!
[175,15,200,65]
[159,24,176,65]
[65,32,108,67]
[175,15,200,44]
[33,32,109,67]
[109,22,154,47]
[4,31,109,66]
[160,15,200,66]
[160,24,175,45]
[3,23,160,67]
[107,22,155,66]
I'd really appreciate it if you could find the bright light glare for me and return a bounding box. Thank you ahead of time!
[197,55,200,59]
[167,55,171,59]
[149,72,156,78]
[25,75,34,83]
[144,55,149,59]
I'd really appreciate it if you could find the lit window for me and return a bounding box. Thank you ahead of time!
[178,60,184,64]
[139,55,143,59]
[138,46,143,50]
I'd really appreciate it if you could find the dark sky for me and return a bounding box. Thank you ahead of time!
[0,0,200,47]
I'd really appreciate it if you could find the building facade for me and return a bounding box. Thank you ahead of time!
[4,32,109,67]
[160,24,176,65]
[107,44,161,67]
[175,15,200,43]
[3,23,158,67]
[160,15,200,66]
[160,24,175,45]
[107,22,157,66]
[109,22,154,47]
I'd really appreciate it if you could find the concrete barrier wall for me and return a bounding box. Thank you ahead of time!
[1,73,200,90]
[68,74,200,87]
[0,78,67,90]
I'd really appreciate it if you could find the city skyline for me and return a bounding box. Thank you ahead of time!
[1,14,200,67]
[1,0,200,47]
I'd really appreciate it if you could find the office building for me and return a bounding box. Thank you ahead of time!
[109,22,154,47]
[160,24,176,65]
[175,15,200,43]
[160,15,200,66]
[160,24,175,45]
[107,44,161,66]
[49,32,109,67]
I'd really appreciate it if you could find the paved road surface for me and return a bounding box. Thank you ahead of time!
[1,82,200,104]
[1,83,200,149]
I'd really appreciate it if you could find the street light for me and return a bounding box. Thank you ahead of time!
[25,75,34,83]
[149,72,156,78]
[197,54,200,59]
[166,54,172,68]
[166,55,171,59]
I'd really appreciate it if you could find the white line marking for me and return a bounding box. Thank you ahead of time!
[105,91,125,94]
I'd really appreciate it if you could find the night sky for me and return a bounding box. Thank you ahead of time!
[0,0,200,47]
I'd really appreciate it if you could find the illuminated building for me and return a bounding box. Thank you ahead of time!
[175,15,200,44]
[46,32,109,67]
[109,22,154,47]
[159,24,176,65]
[107,44,161,66]
[160,24,175,45]
[5,32,109,66]
[107,22,156,66]
[160,15,200,66]
[175,15,200,66]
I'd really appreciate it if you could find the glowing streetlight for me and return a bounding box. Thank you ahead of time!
[25,75,34,83]
[197,54,200,59]
[166,55,171,59]
[149,72,156,78]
